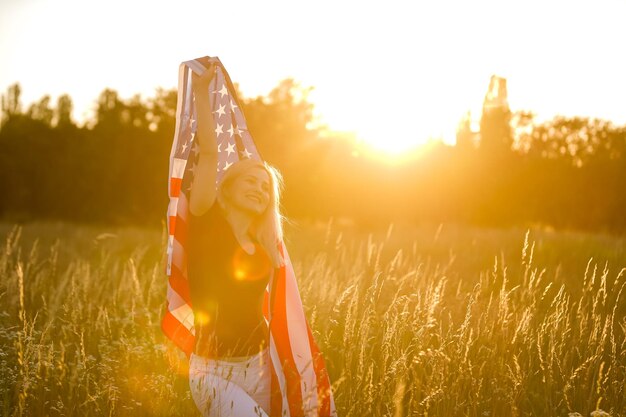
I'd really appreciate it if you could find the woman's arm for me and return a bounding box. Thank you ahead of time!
[189,62,219,216]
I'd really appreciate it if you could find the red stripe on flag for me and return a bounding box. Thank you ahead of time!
[169,215,176,237]
[161,309,195,359]
[174,215,188,247]
[270,262,304,416]
[306,322,332,416]
[170,177,182,198]
[170,265,191,303]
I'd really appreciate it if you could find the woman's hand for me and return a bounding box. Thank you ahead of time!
[192,61,217,94]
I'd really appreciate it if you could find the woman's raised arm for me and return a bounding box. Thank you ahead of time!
[189,62,219,216]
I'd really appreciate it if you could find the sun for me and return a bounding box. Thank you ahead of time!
[310,79,467,157]
[353,125,434,155]
[351,134,443,165]
[323,107,459,162]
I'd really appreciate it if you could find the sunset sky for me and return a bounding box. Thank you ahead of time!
[1,0,625,151]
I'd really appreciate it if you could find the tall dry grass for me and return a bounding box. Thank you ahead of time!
[0,220,624,416]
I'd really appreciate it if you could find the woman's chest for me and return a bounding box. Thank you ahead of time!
[189,238,272,287]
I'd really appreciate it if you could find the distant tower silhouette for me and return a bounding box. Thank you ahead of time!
[479,75,512,153]
[483,75,509,110]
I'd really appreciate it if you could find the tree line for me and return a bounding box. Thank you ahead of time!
[0,76,624,233]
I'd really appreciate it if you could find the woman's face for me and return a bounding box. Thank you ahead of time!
[226,167,271,216]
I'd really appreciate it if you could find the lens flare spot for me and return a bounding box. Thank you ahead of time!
[234,268,247,281]
[195,311,211,324]
[231,245,272,281]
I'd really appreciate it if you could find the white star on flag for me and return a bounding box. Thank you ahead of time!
[225,142,235,156]
[230,99,238,111]
[240,148,252,159]
[217,84,228,98]
[214,104,226,118]
[192,141,201,155]
[227,125,235,137]
[215,123,223,136]
[223,161,233,170]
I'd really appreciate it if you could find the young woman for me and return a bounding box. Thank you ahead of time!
[185,62,284,416]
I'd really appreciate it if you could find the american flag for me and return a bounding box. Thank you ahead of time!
[162,56,337,417]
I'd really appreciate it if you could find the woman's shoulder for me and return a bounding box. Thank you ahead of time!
[189,200,221,218]
[188,201,228,230]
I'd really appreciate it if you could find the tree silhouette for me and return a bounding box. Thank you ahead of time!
[0,79,625,232]
[27,95,55,126]
[1,83,23,126]
[456,110,477,151]
[55,94,74,128]
[517,116,626,166]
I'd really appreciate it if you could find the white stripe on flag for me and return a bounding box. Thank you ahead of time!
[172,158,187,179]
[168,197,179,219]
[172,238,186,272]
[166,235,174,276]
[269,333,291,417]
[283,246,319,411]
[166,281,188,310]
[184,58,208,76]
[176,192,189,222]
[168,295,195,333]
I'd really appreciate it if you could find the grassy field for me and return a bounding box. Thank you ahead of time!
[0,219,625,416]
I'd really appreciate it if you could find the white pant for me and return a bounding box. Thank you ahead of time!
[189,348,271,417]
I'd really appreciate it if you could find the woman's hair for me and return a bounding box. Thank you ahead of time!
[215,158,286,268]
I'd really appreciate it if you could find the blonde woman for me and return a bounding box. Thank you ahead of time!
[185,63,284,416]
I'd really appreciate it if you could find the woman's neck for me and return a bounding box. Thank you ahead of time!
[224,206,254,241]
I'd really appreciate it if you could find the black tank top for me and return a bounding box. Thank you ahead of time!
[187,202,273,358]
